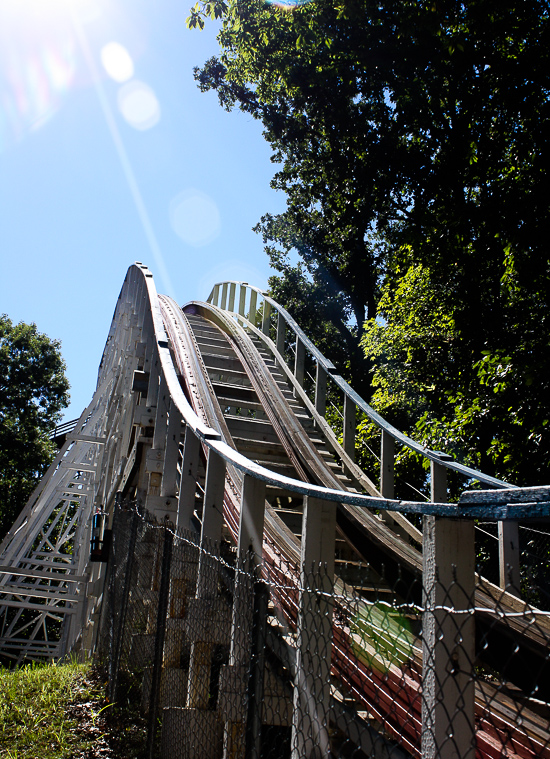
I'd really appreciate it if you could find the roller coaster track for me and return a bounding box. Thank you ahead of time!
[1,263,549,758]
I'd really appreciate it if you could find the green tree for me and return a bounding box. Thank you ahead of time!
[0,316,70,539]
[190,0,550,485]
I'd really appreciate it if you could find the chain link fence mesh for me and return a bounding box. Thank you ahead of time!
[95,506,550,759]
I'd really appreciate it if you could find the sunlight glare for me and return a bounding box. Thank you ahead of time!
[100,42,134,83]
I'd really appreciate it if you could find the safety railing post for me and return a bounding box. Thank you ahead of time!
[249,290,258,326]
[294,337,305,395]
[343,395,356,462]
[238,285,247,317]
[261,300,272,336]
[380,429,395,499]
[498,520,521,596]
[315,362,327,419]
[228,282,236,312]
[431,458,448,503]
[291,496,336,759]
[220,283,228,310]
[422,515,475,759]
[276,311,286,355]
[211,284,220,306]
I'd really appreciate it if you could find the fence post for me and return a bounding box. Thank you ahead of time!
[222,475,266,759]
[498,520,521,596]
[220,283,228,310]
[187,449,227,710]
[422,516,475,759]
[245,580,269,759]
[291,496,336,759]
[146,525,174,759]
[109,508,139,703]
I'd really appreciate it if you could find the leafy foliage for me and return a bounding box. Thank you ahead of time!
[0,316,69,539]
[190,0,550,486]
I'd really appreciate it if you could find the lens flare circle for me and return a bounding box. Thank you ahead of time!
[117,80,160,131]
[100,42,134,83]
[170,189,221,248]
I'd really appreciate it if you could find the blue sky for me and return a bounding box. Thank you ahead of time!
[0,0,285,421]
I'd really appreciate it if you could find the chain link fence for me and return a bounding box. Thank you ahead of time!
[95,506,550,759]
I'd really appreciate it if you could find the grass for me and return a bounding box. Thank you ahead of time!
[0,659,104,759]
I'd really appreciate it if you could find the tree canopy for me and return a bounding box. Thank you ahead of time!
[0,316,70,538]
[189,0,550,487]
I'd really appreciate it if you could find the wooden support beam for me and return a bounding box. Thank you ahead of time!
[160,403,182,498]
[176,428,200,531]
[422,516,475,759]
[220,283,228,310]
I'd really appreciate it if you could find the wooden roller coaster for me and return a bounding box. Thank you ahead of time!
[1,263,549,759]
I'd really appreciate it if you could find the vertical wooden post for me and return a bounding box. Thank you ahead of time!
[220,283,228,310]
[176,428,200,532]
[380,429,395,500]
[261,300,272,336]
[249,290,258,326]
[431,458,448,503]
[211,284,220,307]
[422,516,475,759]
[315,363,327,419]
[294,337,305,396]
[291,496,336,759]
[276,311,286,356]
[228,282,236,312]
[223,476,266,759]
[187,450,227,711]
[498,520,521,596]
[343,395,356,462]
[238,285,247,317]
[160,403,182,498]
